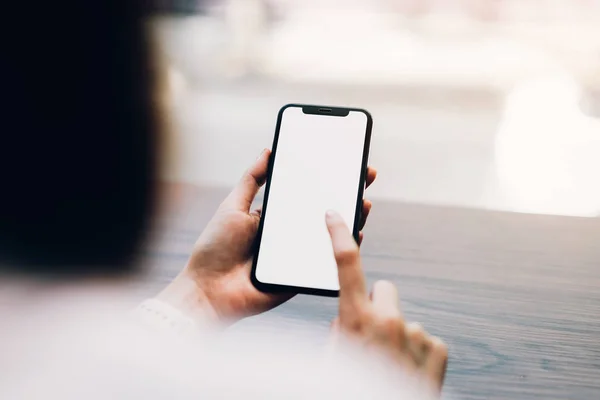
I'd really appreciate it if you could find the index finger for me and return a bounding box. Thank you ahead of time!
[366,166,377,189]
[325,210,367,313]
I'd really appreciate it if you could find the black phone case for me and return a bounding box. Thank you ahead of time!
[250,104,373,297]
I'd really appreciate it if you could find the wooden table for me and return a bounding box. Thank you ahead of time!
[143,184,600,400]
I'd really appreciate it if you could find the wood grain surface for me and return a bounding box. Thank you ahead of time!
[142,184,600,400]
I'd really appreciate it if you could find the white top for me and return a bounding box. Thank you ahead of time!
[0,283,428,400]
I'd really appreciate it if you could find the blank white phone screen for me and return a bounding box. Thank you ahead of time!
[255,106,368,291]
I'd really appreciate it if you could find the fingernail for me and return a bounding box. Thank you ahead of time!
[257,148,268,159]
[326,210,337,221]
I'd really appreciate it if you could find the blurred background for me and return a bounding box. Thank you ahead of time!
[148,0,600,217]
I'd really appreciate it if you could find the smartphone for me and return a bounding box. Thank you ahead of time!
[251,104,372,297]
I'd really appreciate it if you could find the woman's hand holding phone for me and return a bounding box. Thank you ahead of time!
[325,210,449,396]
[158,148,447,394]
[158,149,377,325]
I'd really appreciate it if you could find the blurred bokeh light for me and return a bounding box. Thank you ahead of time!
[149,0,600,217]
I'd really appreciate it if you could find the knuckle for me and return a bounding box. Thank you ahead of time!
[345,315,367,334]
[376,316,404,336]
[341,307,371,333]
[335,246,359,265]
[241,171,254,186]
[346,318,364,333]
[407,323,426,342]
[431,337,449,359]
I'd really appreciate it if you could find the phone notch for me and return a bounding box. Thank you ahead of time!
[302,105,350,117]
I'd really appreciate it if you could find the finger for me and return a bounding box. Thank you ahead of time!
[225,149,270,212]
[425,337,449,391]
[366,166,377,189]
[249,207,263,231]
[406,322,429,365]
[325,210,367,312]
[358,231,364,246]
[359,199,372,230]
[250,207,262,220]
[371,280,400,317]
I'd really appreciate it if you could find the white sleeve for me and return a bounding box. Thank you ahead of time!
[132,298,200,335]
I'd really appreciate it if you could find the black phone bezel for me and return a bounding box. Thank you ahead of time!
[250,104,373,297]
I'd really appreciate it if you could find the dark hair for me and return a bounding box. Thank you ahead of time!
[0,1,158,277]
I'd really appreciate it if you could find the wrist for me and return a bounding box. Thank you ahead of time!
[156,271,220,326]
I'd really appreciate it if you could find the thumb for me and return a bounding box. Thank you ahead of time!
[224,149,270,212]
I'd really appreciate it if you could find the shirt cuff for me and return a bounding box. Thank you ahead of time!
[133,298,201,335]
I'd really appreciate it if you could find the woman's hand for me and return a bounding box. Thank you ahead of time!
[325,211,448,396]
[158,149,377,325]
